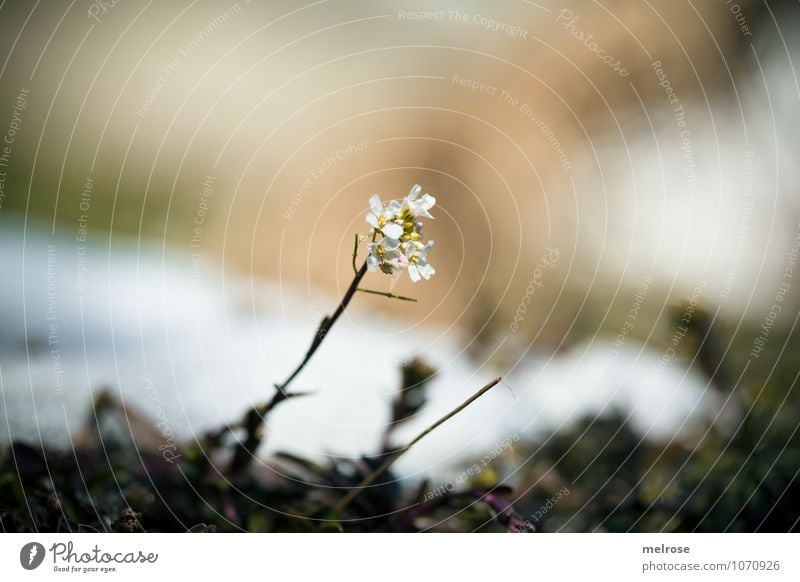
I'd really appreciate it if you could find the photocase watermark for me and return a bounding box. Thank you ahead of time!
[398,9,529,38]
[422,433,519,502]
[449,74,572,171]
[726,0,753,37]
[284,140,369,220]
[516,486,571,531]
[75,175,94,294]
[749,223,800,360]
[45,541,157,574]
[600,275,654,373]
[644,280,707,391]
[87,0,121,23]
[141,371,181,463]
[20,542,46,570]
[510,247,560,332]
[508,95,573,171]
[136,2,249,118]
[720,150,754,301]
[0,88,30,211]
[556,9,629,77]
[190,174,215,281]
[450,73,500,97]
[46,244,65,396]
[652,60,696,198]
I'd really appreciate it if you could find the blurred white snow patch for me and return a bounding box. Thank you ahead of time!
[0,217,715,478]
[390,339,714,476]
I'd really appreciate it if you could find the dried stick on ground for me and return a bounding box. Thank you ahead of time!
[226,262,369,473]
[333,377,503,514]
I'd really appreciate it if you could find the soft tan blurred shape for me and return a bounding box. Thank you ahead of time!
[1,0,777,344]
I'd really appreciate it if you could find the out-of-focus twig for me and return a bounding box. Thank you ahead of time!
[333,377,503,514]
[226,261,369,474]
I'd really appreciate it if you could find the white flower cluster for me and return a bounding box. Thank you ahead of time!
[365,184,436,282]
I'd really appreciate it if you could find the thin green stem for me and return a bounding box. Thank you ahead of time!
[227,260,369,474]
[356,288,418,302]
[275,261,368,392]
[332,377,503,514]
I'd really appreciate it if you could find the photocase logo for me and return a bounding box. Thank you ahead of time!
[20,542,46,570]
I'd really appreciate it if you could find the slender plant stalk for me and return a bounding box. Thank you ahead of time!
[333,377,503,514]
[227,234,415,473]
[227,261,369,473]
[275,261,368,393]
[352,234,360,275]
[356,287,417,302]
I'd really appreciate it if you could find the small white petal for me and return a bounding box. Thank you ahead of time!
[408,264,421,283]
[369,194,383,215]
[419,193,436,210]
[365,212,378,228]
[382,222,403,239]
[420,240,434,257]
[367,254,378,271]
[407,184,422,201]
[418,263,436,280]
[382,237,400,250]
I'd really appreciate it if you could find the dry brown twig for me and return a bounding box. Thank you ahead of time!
[333,376,503,514]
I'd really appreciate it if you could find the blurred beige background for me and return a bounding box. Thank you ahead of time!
[0,0,797,353]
